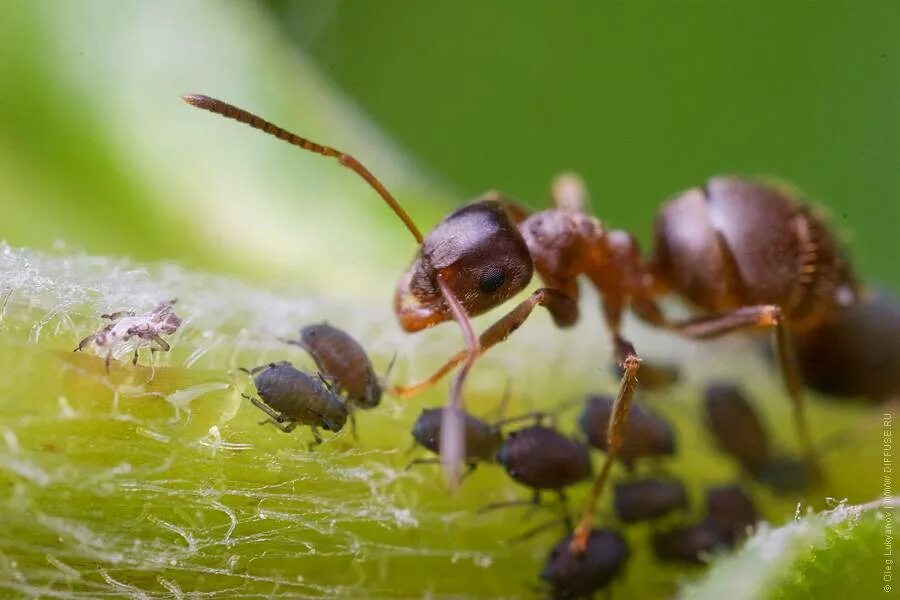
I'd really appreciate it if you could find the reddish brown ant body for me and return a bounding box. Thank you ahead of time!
[182,94,860,553]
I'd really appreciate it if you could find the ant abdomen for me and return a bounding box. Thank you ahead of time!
[652,177,856,331]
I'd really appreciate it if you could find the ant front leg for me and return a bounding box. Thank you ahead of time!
[666,305,816,470]
[392,288,578,399]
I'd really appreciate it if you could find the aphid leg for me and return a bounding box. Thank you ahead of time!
[478,490,542,515]
[392,288,578,398]
[571,340,640,554]
[436,273,480,489]
[132,349,140,366]
[667,305,816,471]
[492,411,555,430]
[101,310,135,321]
[244,394,288,424]
[317,372,341,392]
[349,410,358,440]
[151,334,170,352]
[308,425,323,447]
[556,490,573,531]
[104,352,113,373]
[404,457,441,471]
[513,516,571,543]
[73,334,96,353]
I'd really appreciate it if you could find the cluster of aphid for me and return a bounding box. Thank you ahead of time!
[73,93,900,597]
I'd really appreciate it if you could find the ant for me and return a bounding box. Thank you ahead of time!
[240,361,347,445]
[704,382,817,493]
[540,528,629,599]
[74,299,182,372]
[182,95,859,553]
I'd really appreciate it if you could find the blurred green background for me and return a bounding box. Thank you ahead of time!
[1,1,898,291]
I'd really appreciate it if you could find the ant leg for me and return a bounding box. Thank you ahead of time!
[435,274,480,489]
[571,340,640,554]
[392,288,578,399]
[667,305,815,468]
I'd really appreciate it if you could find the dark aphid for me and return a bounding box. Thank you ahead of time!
[794,290,900,403]
[498,425,592,493]
[74,299,182,372]
[242,362,347,444]
[756,456,818,494]
[613,478,688,523]
[541,529,629,599]
[703,382,770,474]
[406,407,503,477]
[705,484,757,538]
[287,323,384,410]
[578,395,675,467]
[652,521,731,564]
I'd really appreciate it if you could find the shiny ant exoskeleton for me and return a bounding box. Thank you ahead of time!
[613,478,688,523]
[704,382,817,493]
[653,484,757,564]
[74,299,182,372]
[540,528,629,599]
[578,395,675,468]
[241,361,347,445]
[182,94,860,553]
[283,323,394,436]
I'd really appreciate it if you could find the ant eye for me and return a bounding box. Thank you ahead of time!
[478,268,506,294]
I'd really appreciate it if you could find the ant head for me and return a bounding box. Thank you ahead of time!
[394,200,534,332]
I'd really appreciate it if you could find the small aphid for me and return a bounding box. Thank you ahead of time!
[406,407,503,478]
[613,478,688,523]
[578,395,675,467]
[242,361,347,445]
[286,323,386,410]
[652,521,729,564]
[74,299,182,371]
[703,382,770,474]
[705,484,758,538]
[540,529,629,599]
[704,383,819,491]
[491,425,591,513]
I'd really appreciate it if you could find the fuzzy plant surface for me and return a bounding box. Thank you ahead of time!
[0,2,895,598]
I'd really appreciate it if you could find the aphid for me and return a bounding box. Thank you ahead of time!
[182,95,860,551]
[74,299,182,371]
[703,382,770,474]
[704,484,758,538]
[613,478,688,523]
[578,395,675,467]
[540,529,629,599]
[241,361,347,445]
[486,425,591,517]
[406,407,502,478]
[285,323,386,410]
[703,382,818,491]
[653,484,757,564]
[793,290,900,403]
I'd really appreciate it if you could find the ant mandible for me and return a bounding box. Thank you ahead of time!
[181,94,858,554]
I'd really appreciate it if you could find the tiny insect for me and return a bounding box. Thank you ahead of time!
[613,478,688,523]
[407,406,548,480]
[540,528,629,599]
[483,425,591,523]
[578,395,675,468]
[241,361,347,445]
[653,484,757,563]
[704,382,818,492]
[74,299,182,371]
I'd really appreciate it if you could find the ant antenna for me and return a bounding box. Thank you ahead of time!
[180,94,424,243]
